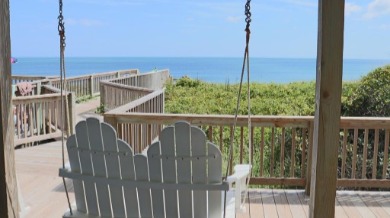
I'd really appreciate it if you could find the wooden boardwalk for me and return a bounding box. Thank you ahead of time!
[15,141,390,217]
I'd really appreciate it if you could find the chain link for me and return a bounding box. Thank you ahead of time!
[245,0,252,32]
[58,0,66,48]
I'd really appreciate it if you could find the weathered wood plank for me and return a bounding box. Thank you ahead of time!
[334,197,348,218]
[0,0,19,216]
[260,189,279,218]
[273,189,293,218]
[358,192,390,218]
[285,189,307,218]
[337,192,362,218]
[309,1,345,218]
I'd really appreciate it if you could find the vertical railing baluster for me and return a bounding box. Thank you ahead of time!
[341,129,347,178]
[352,128,358,179]
[270,127,275,177]
[291,128,296,178]
[260,127,264,177]
[208,126,213,143]
[229,126,234,175]
[219,126,223,152]
[362,129,368,179]
[373,129,379,179]
[383,130,389,179]
[281,128,285,177]
[301,128,307,178]
[250,127,254,169]
[240,126,244,164]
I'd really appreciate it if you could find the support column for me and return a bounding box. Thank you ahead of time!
[0,0,20,217]
[310,0,345,217]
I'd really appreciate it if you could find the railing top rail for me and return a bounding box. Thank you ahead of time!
[339,117,390,129]
[12,75,48,80]
[104,112,313,127]
[12,93,67,103]
[105,69,169,84]
[48,69,139,82]
[100,80,155,92]
[106,89,164,114]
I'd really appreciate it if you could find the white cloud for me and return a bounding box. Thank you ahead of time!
[364,0,390,19]
[345,2,362,16]
[66,18,105,27]
[226,16,242,23]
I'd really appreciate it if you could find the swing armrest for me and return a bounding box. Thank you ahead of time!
[226,164,251,213]
[226,164,251,186]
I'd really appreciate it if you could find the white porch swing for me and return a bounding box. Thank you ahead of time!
[58,1,253,217]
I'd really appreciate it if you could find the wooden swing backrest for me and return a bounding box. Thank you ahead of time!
[66,118,225,218]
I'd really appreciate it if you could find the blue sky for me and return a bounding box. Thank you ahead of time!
[9,0,390,59]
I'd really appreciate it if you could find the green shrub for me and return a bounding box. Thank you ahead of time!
[166,78,317,116]
[175,76,202,88]
[342,65,390,116]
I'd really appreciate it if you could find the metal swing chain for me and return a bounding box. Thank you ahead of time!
[223,1,252,217]
[58,0,73,215]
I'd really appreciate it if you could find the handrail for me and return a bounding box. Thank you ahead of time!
[49,69,138,82]
[105,112,313,127]
[100,80,154,93]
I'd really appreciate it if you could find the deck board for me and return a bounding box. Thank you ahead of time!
[284,189,307,218]
[16,141,74,218]
[359,191,390,218]
[273,189,293,218]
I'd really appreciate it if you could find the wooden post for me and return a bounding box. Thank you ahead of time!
[89,75,94,97]
[67,92,76,135]
[100,82,105,112]
[309,0,345,218]
[0,0,20,217]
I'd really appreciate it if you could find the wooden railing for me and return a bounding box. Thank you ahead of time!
[49,69,139,98]
[100,70,170,111]
[335,118,390,189]
[11,69,141,146]
[12,91,75,147]
[104,112,312,186]
[105,104,390,189]
[100,82,154,111]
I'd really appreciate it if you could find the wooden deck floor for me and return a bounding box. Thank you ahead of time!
[238,189,390,218]
[15,142,390,218]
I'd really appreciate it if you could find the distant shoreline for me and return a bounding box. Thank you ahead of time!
[11,57,390,83]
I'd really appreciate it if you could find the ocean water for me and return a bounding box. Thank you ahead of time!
[11,57,390,83]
